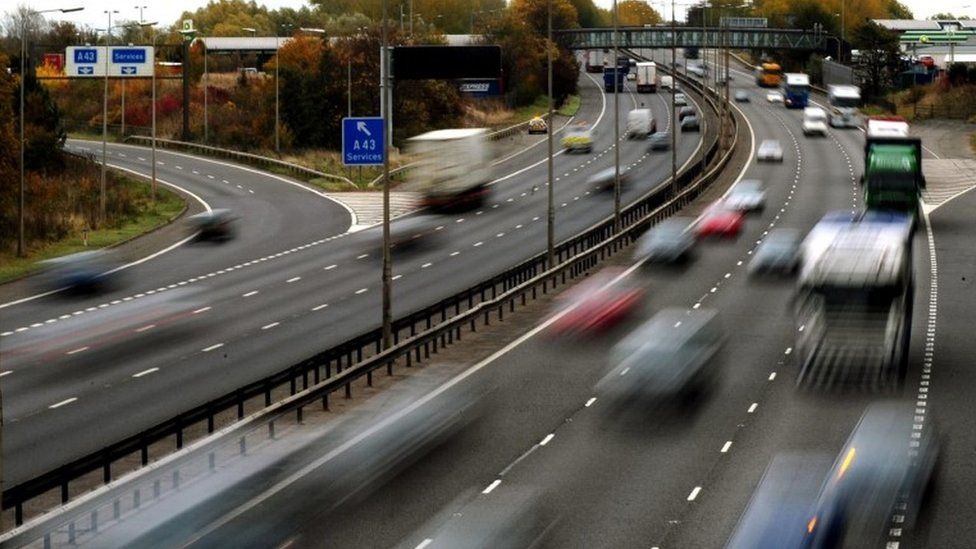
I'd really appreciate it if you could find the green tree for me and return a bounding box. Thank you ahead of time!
[0,51,19,250]
[567,0,609,28]
[929,13,972,20]
[885,0,913,19]
[850,21,901,101]
[617,0,662,26]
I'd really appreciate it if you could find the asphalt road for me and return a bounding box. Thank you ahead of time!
[0,69,705,484]
[166,54,953,549]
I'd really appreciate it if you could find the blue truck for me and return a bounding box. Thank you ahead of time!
[603,66,625,93]
[782,73,811,109]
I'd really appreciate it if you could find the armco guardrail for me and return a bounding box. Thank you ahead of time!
[2,75,735,527]
[123,136,357,189]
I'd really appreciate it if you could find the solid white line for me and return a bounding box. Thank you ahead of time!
[540,433,555,446]
[482,479,502,494]
[261,322,280,330]
[66,346,89,355]
[687,486,702,501]
[133,367,160,378]
[49,397,78,409]
[720,441,732,453]
[202,343,224,352]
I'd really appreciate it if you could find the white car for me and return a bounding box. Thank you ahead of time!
[802,106,829,136]
[766,91,784,104]
[725,179,766,213]
[757,139,784,162]
[674,93,688,106]
[626,72,637,81]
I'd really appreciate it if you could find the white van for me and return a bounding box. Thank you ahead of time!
[626,108,656,139]
[802,107,828,136]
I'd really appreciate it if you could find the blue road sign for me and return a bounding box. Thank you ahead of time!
[112,48,147,64]
[342,117,385,166]
[73,48,98,64]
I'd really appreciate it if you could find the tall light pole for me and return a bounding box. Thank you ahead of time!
[140,22,159,201]
[275,23,293,154]
[613,0,621,232]
[547,0,555,267]
[381,0,393,349]
[670,0,677,199]
[203,36,208,144]
[19,6,84,257]
[135,5,147,24]
[101,9,119,226]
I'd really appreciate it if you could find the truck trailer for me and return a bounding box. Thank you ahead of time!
[635,61,657,93]
[406,128,492,211]
[585,50,604,73]
[603,66,625,93]
[862,117,925,219]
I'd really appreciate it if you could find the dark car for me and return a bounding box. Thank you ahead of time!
[680,114,701,131]
[678,106,696,122]
[36,250,119,294]
[635,217,695,263]
[648,131,672,151]
[187,209,236,242]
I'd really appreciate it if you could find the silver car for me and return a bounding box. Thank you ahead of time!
[725,179,766,213]
[674,92,688,106]
[748,228,802,276]
[635,217,696,263]
[734,90,749,102]
[757,139,784,162]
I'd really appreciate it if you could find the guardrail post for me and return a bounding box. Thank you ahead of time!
[16,503,24,526]
[239,436,246,455]
[153,479,161,498]
[91,509,99,532]
[134,488,141,509]
[269,421,276,439]
[265,383,272,407]
[209,452,216,471]
[103,450,112,484]
[141,442,149,466]
[113,499,120,520]
[344,382,352,398]
[173,469,181,489]
[237,393,245,419]
[68,521,75,544]
[387,359,394,376]
[322,392,330,410]
[297,405,304,424]
[176,420,184,450]
[290,375,297,395]
[367,370,373,386]
[208,408,215,433]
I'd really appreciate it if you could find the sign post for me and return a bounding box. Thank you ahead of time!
[341,117,385,166]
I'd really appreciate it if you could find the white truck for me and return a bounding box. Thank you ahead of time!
[635,61,657,93]
[406,128,492,211]
[660,75,674,90]
[827,85,861,128]
[626,108,656,139]
[585,50,603,73]
[802,106,829,136]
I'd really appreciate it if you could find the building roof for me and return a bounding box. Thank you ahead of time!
[194,36,294,53]
[873,19,941,31]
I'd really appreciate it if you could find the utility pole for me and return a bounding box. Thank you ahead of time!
[101,9,118,226]
[381,0,393,350]
[546,0,555,268]
[203,39,208,144]
[670,0,677,199]
[613,0,621,232]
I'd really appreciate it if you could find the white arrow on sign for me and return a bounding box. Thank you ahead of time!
[121,66,136,75]
[79,66,93,75]
[356,121,372,136]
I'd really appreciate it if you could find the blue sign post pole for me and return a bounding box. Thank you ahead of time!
[342,117,385,166]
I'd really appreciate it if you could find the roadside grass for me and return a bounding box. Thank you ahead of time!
[558,95,582,117]
[0,183,184,284]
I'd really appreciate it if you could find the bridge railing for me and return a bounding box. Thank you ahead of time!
[1,69,738,532]
[557,26,830,51]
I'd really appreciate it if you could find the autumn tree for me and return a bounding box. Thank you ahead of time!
[568,0,610,27]
[617,0,662,26]
[849,21,901,101]
[0,51,18,250]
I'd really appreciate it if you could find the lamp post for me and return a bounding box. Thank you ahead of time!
[275,23,293,154]
[203,35,208,143]
[17,6,85,258]
[547,0,555,267]
[613,0,621,232]
[381,0,393,350]
[670,0,677,199]
[101,9,119,226]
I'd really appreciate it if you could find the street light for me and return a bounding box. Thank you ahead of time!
[275,23,293,154]
[100,9,119,226]
[17,6,84,258]
[547,0,554,268]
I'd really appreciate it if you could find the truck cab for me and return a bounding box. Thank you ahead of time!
[406,128,492,211]
[827,84,861,128]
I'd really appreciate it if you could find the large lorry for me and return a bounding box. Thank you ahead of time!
[626,108,656,139]
[585,50,604,73]
[862,117,925,218]
[827,84,861,128]
[794,215,913,390]
[754,62,783,87]
[782,73,811,109]
[406,128,492,211]
[603,66,625,93]
[635,61,657,93]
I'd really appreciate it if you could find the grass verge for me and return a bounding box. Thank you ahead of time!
[0,182,184,285]
[558,95,581,117]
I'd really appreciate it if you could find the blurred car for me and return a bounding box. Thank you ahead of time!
[527,116,548,134]
[598,307,724,402]
[562,124,594,153]
[35,250,119,294]
[387,215,442,252]
[725,179,766,213]
[680,114,701,132]
[734,90,750,102]
[757,139,784,162]
[802,106,829,136]
[766,91,784,103]
[648,131,671,151]
[674,92,688,106]
[547,267,644,337]
[626,71,637,81]
[748,228,802,276]
[635,217,696,263]
[804,401,940,547]
[587,166,631,192]
[188,209,235,242]
[678,106,696,122]
[695,202,744,239]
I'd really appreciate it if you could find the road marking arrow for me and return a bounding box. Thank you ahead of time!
[356,121,371,136]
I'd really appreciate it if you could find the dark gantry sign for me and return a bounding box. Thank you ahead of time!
[392,45,502,80]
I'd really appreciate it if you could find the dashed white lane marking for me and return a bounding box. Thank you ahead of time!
[202,343,224,352]
[473,241,483,247]
[312,304,328,311]
[0,371,12,378]
[450,251,460,257]
[193,306,212,315]
[49,397,78,409]
[415,540,433,549]
[687,486,702,501]
[421,263,433,269]
[585,397,597,407]
[784,347,792,355]
[482,479,502,494]
[496,232,505,238]
[243,291,259,297]
[66,346,89,355]
[286,276,302,283]
[768,372,777,381]
[133,367,159,378]
[747,403,758,413]
[135,324,156,333]
[540,434,555,446]
[355,288,368,294]
[261,322,280,330]
[720,441,733,453]
[325,264,337,270]
[392,274,403,281]
[357,254,368,259]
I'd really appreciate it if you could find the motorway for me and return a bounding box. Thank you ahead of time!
[91,51,965,549]
[0,69,705,484]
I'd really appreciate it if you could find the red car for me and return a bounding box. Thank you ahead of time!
[548,268,645,337]
[694,202,744,239]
